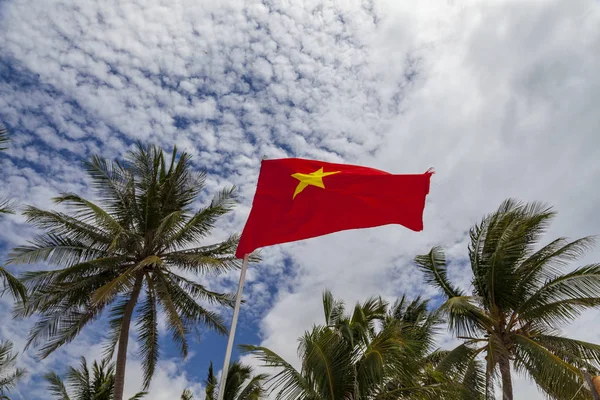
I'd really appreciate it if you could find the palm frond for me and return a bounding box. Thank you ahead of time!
[156,271,228,336]
[22,205,114,245]
[223,361,254,400]
[163,187,237,250]
[66,357,91,400]
[28,305,105,358]
[0,198,17,215]
[181,389,194,400]
[440,296,492,337]
[534,335,600,370]
[436,343,485,375]
[44,372,71,400]
[90,259,151,305]
[103,295,130,359]
[7,234,109,268]
[164,234,241,275]
[517,264,600,325]
[415,246,464,298]
[514,236,596,301]
[322,289,345,326]
[0,341,26,396]
[237,373,269,400]
[0,266,27,303]
[204,362,217,400]
[0,124,9,151]
[355,322,415,397]
[163,271,235,307]
[240,344,316,400]
[152,271,189,358]
[52,194,126,240]
[513,334,588,400]
[136,276,159,389]
[476,200,555,309]
[83,155,138,225]
[128,392,148,400]
[298,326,353,400]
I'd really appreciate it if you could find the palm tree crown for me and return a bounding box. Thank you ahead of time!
[382,296,485,399]
[204,361,268,400]
[45,357,146,400]
[244,290,463,400]
[0,340,26,399]
[415,199,600,400]
[9,143,244,399]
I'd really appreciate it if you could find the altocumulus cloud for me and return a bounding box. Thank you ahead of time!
[1,0,600,398]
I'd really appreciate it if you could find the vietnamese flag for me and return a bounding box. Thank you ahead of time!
[235,158,433,258]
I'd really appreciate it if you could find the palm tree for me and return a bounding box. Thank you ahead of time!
[415,199,600,400]
[9,143,246,400]
[243,290,453,400]
[204,361,268,400]
[45,357,146,400]
[0,340,26,399]
[0,123,25,304]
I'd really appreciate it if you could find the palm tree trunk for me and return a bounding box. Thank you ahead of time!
[499,356,513,400]
[113,274,144,400]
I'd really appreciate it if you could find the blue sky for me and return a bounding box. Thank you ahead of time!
[1,0,600,398]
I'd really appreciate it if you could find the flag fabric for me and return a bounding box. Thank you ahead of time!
[235,158,434,258]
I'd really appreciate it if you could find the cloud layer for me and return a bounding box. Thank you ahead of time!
[1,0,600,398]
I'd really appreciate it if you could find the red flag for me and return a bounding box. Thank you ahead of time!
[235,158,433,258]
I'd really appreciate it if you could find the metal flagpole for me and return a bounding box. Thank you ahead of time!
[217,254,250,400]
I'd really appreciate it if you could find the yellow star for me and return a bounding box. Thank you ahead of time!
[291,167,341,199]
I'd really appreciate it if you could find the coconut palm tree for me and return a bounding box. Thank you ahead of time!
[0,340,26,399]
[415,199,600,400]
[45,357,146,400]
[204,361,268,400]
[9,143,246,400]
[0,123,25,304]
[243,290,456,400]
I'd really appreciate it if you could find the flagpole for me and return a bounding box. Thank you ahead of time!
[217,254,249,400]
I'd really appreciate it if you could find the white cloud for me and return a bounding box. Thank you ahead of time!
[1,0,600,398]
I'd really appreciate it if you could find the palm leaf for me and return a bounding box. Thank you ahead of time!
[66,357,91,400]
[517,264,600,324]
[0,341,26,397]
[415,246,464,298]
[513,334,588,400]
[0,267,26,303]
[204,363,217,400]
[240,344,316,400]
[44,371,70,400]
[0,124,8,151]
[237,373,269,400]
[322,290,345,327]
[181,389,194,400]
[0,198,17,215]
[514,236,596,302]
[136,276,159,389]
[440,296,492,337]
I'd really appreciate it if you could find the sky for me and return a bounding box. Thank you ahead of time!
[1,0,600,398]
